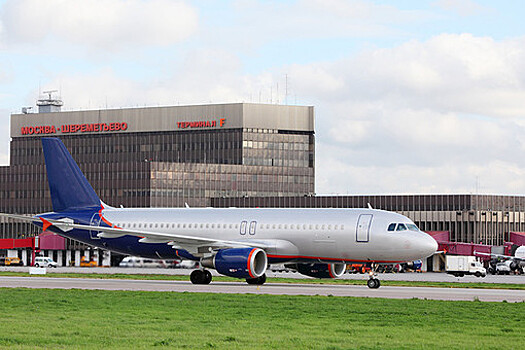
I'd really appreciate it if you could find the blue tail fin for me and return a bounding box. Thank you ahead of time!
[42,138,101,212]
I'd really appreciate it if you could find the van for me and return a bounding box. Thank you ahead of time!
[34,257,58,268]
[119,256,165,268]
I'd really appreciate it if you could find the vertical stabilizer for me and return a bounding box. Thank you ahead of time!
[42,138,101,212]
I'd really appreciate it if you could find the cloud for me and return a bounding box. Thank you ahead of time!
[39,48,257,110]
[229,0,434,47]
[433,0,488,17]
[0,109,10,165]
[16,32,525,195]
[0,0,198,50]
[284,33,525,194]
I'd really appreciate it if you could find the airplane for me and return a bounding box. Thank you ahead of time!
[475,246,525,274]
[0,138,438,288]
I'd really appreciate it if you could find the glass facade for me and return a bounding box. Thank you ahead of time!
[0,105,315,245]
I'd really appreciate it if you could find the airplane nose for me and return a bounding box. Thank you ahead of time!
[419,234,438,258]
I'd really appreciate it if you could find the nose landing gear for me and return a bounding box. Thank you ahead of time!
[367,264,381,289]
[367,276,381,289]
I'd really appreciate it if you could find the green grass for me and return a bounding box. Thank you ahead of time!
[0,288,523,349]
[1,270,524,290]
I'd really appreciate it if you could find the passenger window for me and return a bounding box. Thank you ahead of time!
[396,224,407,231]
[240,221,247,235]
[388,223,396,232]
[340,225,344,230]
[290,224,294,229]
[278,224,282,229]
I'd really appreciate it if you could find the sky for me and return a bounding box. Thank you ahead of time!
[2,0,525,195]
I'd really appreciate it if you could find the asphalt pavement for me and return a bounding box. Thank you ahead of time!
[2,266,524,284]
[1,275,524,302]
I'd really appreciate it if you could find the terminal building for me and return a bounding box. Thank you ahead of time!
[0,100,315,265]
[1,97,525,267]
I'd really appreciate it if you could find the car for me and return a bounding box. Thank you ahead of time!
[0,257,24,266]
[496,261,512,275]
[34,257,58,268]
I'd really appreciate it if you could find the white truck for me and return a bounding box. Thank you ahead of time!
[446,255,486,277]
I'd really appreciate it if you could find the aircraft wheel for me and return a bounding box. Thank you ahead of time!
[190,270,211,284]
[204,270,213,284]
[246,274,266,285]
[475,271,481,277]
[367,278,380,289]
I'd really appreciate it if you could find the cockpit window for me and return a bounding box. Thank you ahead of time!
[387,223,396,231]
[406,224,419,232]
[396,223,407,231]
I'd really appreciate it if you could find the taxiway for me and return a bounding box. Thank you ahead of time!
[1,276,524,302]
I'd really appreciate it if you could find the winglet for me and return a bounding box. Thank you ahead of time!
[40,217,52,232]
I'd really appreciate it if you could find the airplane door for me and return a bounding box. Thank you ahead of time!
[356,214,372,242]
[89,213,101,239]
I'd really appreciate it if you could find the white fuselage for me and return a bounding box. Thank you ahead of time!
[99,207,437,263]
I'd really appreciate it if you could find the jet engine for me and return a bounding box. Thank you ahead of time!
[289,263,346,279]
[201,248,267,279]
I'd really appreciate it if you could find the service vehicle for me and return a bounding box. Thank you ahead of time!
[119,256,165,268]
[495,261,512,275]
[34,256,58,268]
[446,255,486,277]
[80,256,97,267]
[0,257,23,266]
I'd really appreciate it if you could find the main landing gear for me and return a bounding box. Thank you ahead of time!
[246,274,266,285]
[190,269,212,285]
[367,264,381,289]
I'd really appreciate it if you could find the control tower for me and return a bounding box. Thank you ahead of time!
[36,90,63,113]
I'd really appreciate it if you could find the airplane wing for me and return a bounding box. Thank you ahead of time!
[474,251,525,262]
[0,213,271,255]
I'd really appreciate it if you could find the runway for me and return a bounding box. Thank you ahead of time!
[3,266,525,284]
[1,276,524,302]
